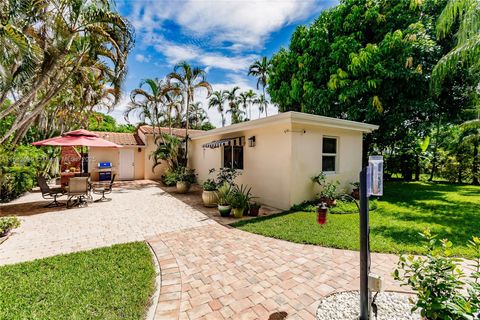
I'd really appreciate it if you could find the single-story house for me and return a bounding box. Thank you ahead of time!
[189,111,378,210]
[85,111,378,210]
[87,126,202,181]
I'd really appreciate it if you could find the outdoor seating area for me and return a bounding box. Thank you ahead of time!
[37,174,117,209]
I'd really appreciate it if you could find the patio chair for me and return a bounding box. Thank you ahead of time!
[66,177,89,208]
[92,174,116,202]
[38,176,66,207]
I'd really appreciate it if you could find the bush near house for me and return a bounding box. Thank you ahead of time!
[0,146,48,203]
[233,181,480,258]
[0,242,155,319]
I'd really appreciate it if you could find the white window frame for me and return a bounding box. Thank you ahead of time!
[322,136,338,174]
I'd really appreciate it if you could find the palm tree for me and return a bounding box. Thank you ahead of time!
[432,0,480,91]
[254,94,269,119]
[245,90,257,120]
[224,87,242,124]
[460,118,480,185]
[126,78,166,141]
[166,61,212,161]
[238,92,250,120]
[189,102,208,129]
[248,56,270,117]
[163,82,183,133]
[208,91,227,127]
[0,0,133,145]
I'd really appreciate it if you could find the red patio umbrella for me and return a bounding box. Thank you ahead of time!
[32,129,121,174]
[32,129,121,148]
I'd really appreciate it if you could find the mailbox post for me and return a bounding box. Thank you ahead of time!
[359,156,383,320]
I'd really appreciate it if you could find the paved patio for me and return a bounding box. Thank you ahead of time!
[0,180,404,319]
[148,225,403,320]
[0,181,214,265]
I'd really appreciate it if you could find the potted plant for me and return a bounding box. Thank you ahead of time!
[248,202,261,216]
[350,182,360,199]
[318,180,339,207]
[230,185,251,218]
[202,179,218,207]
[229,191,246,218]
[0,217,20,238]
[216,182,232,217]
[175,167,196,194]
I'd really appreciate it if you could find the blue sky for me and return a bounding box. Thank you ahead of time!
[111,0,338,127]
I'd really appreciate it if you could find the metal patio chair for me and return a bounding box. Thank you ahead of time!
[92,174,116,202]
[66,177,90,208]
[38,176,66,207]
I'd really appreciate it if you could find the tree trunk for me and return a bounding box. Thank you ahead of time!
[415,153,420,181]
[457,156,463,184]
[0,69,73,144]
[185,92,190,165]
[263,87,268,117]
[473,143,479,185]
[429,119,441,182]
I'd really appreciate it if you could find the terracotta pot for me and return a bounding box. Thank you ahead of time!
[202,190,218,207]
[176,181,190,194]
[249,207,260,216]
[232,207,244,218]
[218,205,231,217]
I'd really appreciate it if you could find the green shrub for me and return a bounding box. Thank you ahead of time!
[394,230,480,320]
[162,169,178,186]
[202,179,217,191]
[0,145,47,202]
[0,217,21,234]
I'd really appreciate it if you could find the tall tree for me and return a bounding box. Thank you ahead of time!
[224,87,242,124]
[166,62,212,161]
[254,94,268,119]
[432,0,480,91]
[126,78,166,140]
[460,118,480,185]
[248,57,270,116]
[208,91,227,127]
[0,0,133,145]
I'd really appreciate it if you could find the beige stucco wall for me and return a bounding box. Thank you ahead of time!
[289,123,363,206]
[88,147,119,181]
[88,146,145,181]
[143,135,166,180]
[190,121,364,210]
[190,123,293,210]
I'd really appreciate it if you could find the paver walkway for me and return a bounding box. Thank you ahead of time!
[0,181,214,265]
[148,224,403,320]
[1,181,404,320]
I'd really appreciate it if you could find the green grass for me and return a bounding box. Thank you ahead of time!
[233,182,480,258]
[0,242,156,319]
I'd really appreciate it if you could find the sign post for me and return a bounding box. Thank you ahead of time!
[359,156,383,320]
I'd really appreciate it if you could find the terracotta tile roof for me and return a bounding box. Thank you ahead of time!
[93,132,145,146]
[138,126,204,137]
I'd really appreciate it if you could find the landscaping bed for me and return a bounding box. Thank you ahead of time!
[0,242,155,319]
[232,181,480,258]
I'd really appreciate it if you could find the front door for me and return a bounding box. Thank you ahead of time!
[119,149,134,180]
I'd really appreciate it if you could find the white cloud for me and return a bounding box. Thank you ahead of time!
[128,0,325,50]
[134,54,150,63]
[153,39,258,72]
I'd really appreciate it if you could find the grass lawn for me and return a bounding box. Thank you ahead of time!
[232,181,480,258]
[0,242,156,319]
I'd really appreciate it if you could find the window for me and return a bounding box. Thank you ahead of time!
[223,146,244,170]
[322,137,337,172]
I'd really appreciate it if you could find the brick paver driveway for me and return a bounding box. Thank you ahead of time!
[0,181,213,265]
[1,180,403,319]
[148,225,403,320]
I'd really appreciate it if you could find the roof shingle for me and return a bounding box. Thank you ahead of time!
[93,132,145,146]
[138,126,204,137]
